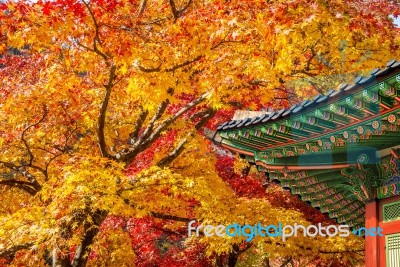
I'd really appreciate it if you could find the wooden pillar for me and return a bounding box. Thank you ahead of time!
[365,199,379,267]
[378,195,400,267]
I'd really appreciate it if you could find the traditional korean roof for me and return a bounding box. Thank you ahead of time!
[211,59,400,230]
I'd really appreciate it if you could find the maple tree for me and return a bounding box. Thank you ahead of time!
[0,0,399,266]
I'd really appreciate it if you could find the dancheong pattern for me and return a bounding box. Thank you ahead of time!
[378,151,400,199]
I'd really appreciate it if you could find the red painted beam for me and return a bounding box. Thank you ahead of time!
[221,144,254,156]
[365,200,379,267]
[256,160,351,170]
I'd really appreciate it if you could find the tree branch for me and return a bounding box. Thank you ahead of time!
[137,55,202,73]
[98,65,117,158]
[0,242,35,258]
[157,135,188,167]
[137,0,147,17]
[238,242,252,256]
[21,104,48,167]
[119,92,210,163]
[128,108,149,144]
[156,109,214,167]
[0,160,42,194]
[308,80,324,94]
[0,179,38,195]
[121,197,193,222]
[165,55,202,72]
[151,211,193,222]
[169,0,178,21]
[71,210,108,267]
[147,92,210,139]
[0,106,49,194]
[169,0,193,21]
[177,0,193,16]
[137,64,161,73]
[81,1,110,61]
[138,100,169,142]
[279,257,292,267]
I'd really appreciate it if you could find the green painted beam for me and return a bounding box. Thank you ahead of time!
[237,132,275,147]
[300,115,337,129]
[315,109,350,125]
[285,120,324,134]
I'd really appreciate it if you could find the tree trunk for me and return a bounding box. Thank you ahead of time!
[226,244,240,267]
[52,248,72,267]
[71,210,108,267]
[280,257,293,267]
[216,255,223,267]
[263,256,271,267]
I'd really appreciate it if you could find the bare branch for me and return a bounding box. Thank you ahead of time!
[212,39,243,50]
[308,80,324,94]
[211,30,243,50]
[5,104,50,189]
[43,152,65,182]
[137,0,193,25]
[273,87,297,97]
[194,109,215,131]
[82,0,100,45]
